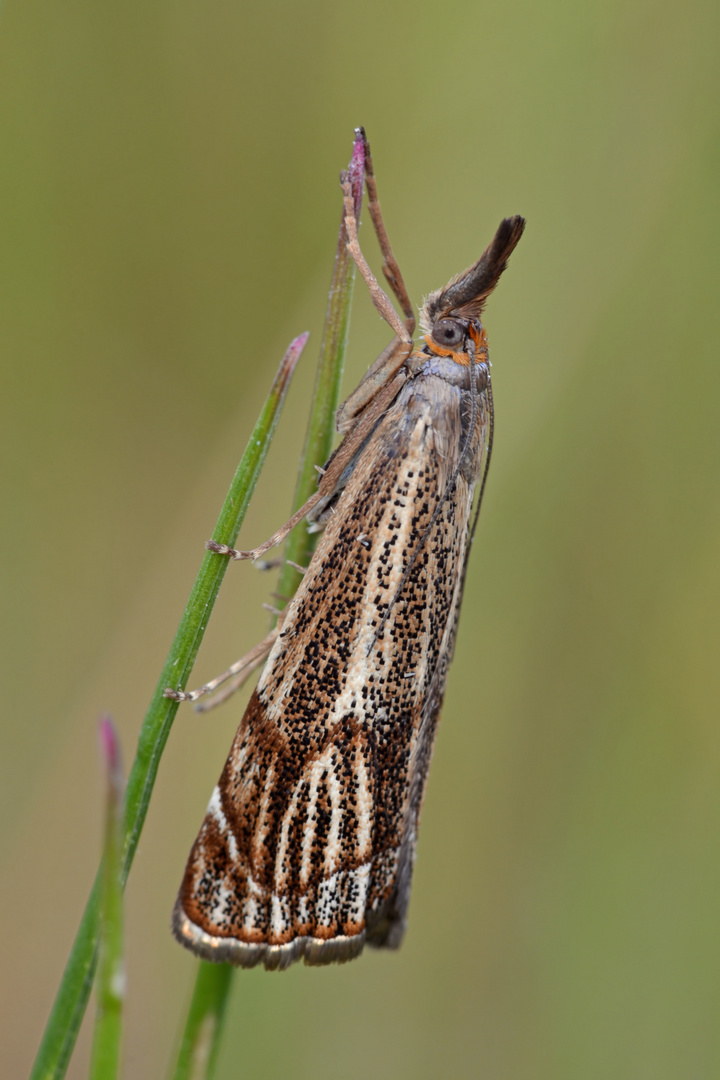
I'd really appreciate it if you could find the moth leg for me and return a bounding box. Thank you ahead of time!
[210,369,409,563]
[206,490,323,562]
[261,602,284,617]
[285,559,308,574]
[362,133,415,336]
[253,557,283,571]
[164,628,278,706]
[341,173,411,345]
[336,165,415,431]
[206,386,395,563]
[336,336,412,433]
[315,369,408,514]
[192,637,275,712]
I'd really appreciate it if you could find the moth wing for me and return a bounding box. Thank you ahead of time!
[174,371,489,968]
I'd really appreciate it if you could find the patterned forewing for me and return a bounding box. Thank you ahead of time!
[176,371,488,966]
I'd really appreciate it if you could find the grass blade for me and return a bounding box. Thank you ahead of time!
[31,333,308,1080]
[170,964,233,1080]
[89,718,125,1080]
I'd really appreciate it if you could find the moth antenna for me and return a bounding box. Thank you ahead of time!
[468,381,494,552]
[452,380,495,633]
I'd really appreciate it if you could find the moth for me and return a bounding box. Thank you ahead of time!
[168,133,524,970]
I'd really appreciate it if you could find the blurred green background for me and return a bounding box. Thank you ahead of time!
[2,0,719,1075]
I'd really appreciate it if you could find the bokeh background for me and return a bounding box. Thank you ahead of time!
[2,0,719,1076]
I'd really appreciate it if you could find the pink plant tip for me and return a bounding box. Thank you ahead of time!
[277,332,310,385]
[348,127,366,220]
[98,714,124,796]
[290,331,310,352]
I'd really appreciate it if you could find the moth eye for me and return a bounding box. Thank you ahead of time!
[431,318,465,348]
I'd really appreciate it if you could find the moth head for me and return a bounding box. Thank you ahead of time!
[420,215,526,337]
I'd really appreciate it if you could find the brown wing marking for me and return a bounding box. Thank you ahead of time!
[174,694,381,968]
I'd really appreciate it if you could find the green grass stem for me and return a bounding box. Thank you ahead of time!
[89,718,125,1080]
[31,333,308,1080]
[170,964,234,1080]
